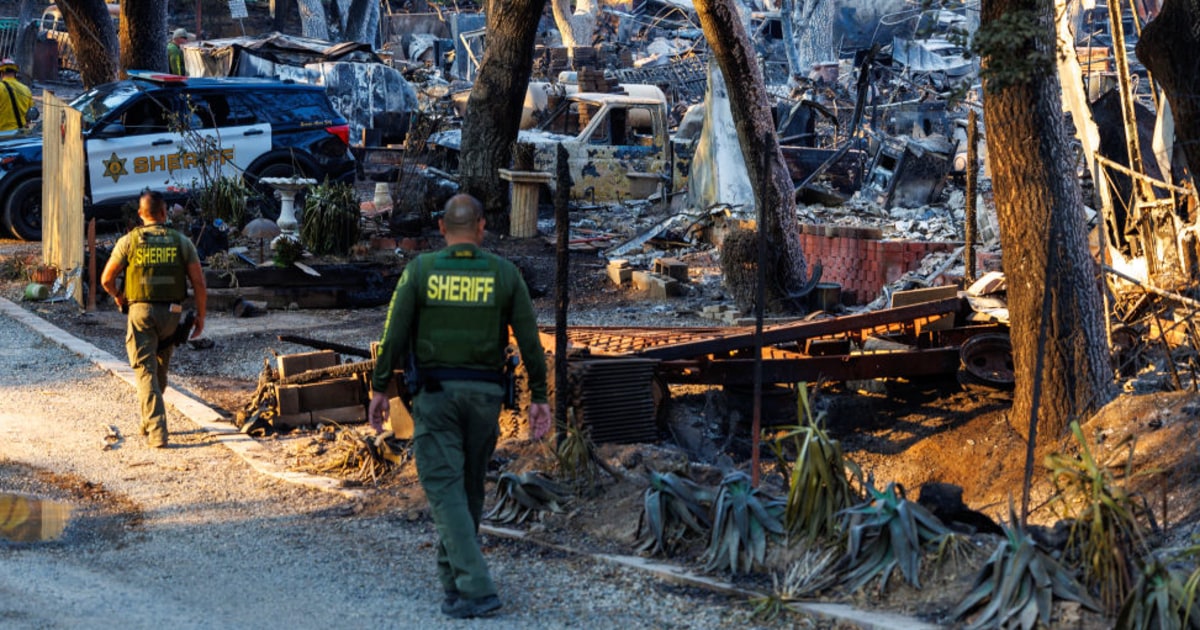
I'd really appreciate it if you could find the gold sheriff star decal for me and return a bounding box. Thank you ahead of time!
[102,152,128,183]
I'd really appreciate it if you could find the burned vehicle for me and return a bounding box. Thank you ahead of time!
[428,86,675,203]
[0,72,356,241]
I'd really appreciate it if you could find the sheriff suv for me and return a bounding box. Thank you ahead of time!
[0,72,356,240]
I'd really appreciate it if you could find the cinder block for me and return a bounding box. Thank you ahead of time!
[311,405,367,425]
[277,350,338,379]
[276,384,301,415]
[607,265,633,286]
[653,257,689,282]
[631,270,654,291]
[275,412,313,428]
[297,377,363,410]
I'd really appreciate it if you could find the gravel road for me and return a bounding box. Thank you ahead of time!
[0,297,780,630]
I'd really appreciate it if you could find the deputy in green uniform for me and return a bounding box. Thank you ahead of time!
[369,194,551,620]
[102,190,207,448]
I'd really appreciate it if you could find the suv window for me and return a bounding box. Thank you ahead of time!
[201,93,261,127]
[121,96,172,134]
[243,91,332,126]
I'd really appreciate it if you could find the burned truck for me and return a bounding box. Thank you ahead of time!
[428,85,680,203]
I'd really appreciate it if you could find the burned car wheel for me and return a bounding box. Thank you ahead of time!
[4,176,43,241]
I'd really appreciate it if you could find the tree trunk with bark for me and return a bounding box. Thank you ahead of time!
[297,0,329,40]
[551,0,597,52]
[56,0,119,88]
[979,0,1114,442]
[343,0,381,45]
[694,0,812,308]
[272,0,296,33]
[1137,0,1200,182]
[119,0,167,76]
[460,0,548,232]
[786,0,835,78]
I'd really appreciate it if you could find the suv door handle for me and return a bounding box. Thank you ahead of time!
[152,138,174,146]
[243,129,264,136]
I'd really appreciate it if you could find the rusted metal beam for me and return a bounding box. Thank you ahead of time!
[635,297,964,361]
[277,335,372,358]
[660,348,963,385]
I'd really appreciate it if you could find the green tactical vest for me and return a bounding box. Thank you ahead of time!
[413,246,508,372]
[124,225,188,303]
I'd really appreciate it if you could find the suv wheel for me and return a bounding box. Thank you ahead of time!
[247,162,310,223]
[4,176,42,241]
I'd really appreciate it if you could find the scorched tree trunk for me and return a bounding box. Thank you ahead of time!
[694,0,813,308]
[56,0,119,88]
[979,0,1114,442]
[460,0,548,233]
[119,0,168,76]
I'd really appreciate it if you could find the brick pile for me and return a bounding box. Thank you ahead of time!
[797,223,959,305]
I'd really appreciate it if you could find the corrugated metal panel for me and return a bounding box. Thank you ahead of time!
[569,358,660,444]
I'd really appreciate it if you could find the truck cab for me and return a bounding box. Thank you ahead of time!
[519,91,672,202]
[428,85,674,204]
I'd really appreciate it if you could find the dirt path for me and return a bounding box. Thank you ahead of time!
[0,297,808,629]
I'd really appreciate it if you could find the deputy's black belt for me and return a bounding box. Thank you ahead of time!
[423,368,503,385]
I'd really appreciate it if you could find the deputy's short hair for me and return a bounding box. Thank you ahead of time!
[442,194,484,229]
[141,190,167,215]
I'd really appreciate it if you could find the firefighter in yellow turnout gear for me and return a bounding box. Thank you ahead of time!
[102,191,207,448]
[369,194,551,619]
[0,59,32,132]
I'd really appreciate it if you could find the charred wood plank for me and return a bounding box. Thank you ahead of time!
[636,297,964,361]
[277,360,378,386]
[660,348,962,385]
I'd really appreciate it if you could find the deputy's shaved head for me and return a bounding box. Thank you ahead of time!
[442,194,484,234]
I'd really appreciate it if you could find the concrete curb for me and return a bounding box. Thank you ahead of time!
[1,296,938,629]
[484,528,941,629]
[0,297,364,500]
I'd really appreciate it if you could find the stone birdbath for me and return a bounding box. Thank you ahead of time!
[259,176,317,248]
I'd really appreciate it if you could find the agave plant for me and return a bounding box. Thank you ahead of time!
[483,471,571,525]
[769,383,861,544]
[951,507,1099,630]
[1045,421,1157,612]
[700,471,785,574]
[635,471,714,557]
[1117,553,1200,630]
[837,481,952,593]
[555,411,599,494]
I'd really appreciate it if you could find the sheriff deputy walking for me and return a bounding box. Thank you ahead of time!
[102,190,207,448]
[369,193,551,620]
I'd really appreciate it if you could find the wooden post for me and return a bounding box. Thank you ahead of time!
[554,144,571,445]
[964,109,978,285]
[87,219,96,311]
[499,168,553,239]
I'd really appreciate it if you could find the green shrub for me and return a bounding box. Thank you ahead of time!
[300,179,360,255]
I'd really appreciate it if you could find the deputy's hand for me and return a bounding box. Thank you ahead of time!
[368,392,390,433]
[527,403,552,440]
[191,314,205,339]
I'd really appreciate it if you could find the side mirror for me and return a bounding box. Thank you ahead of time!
[25,106,38,123]
[96,122,125,137]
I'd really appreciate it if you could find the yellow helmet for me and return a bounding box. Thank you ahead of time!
[0,58,18,74]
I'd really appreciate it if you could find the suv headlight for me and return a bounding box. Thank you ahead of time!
[0,153,21,171]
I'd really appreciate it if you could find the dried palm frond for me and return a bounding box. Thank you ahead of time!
[950,504,1099,630]
[751,543,841,621]
[635,471,714,557]
[701,471,786,574]
[1045,421,1157,612]
[770,382,862,545]
[483,471,572,525]
[837,481,952,594]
